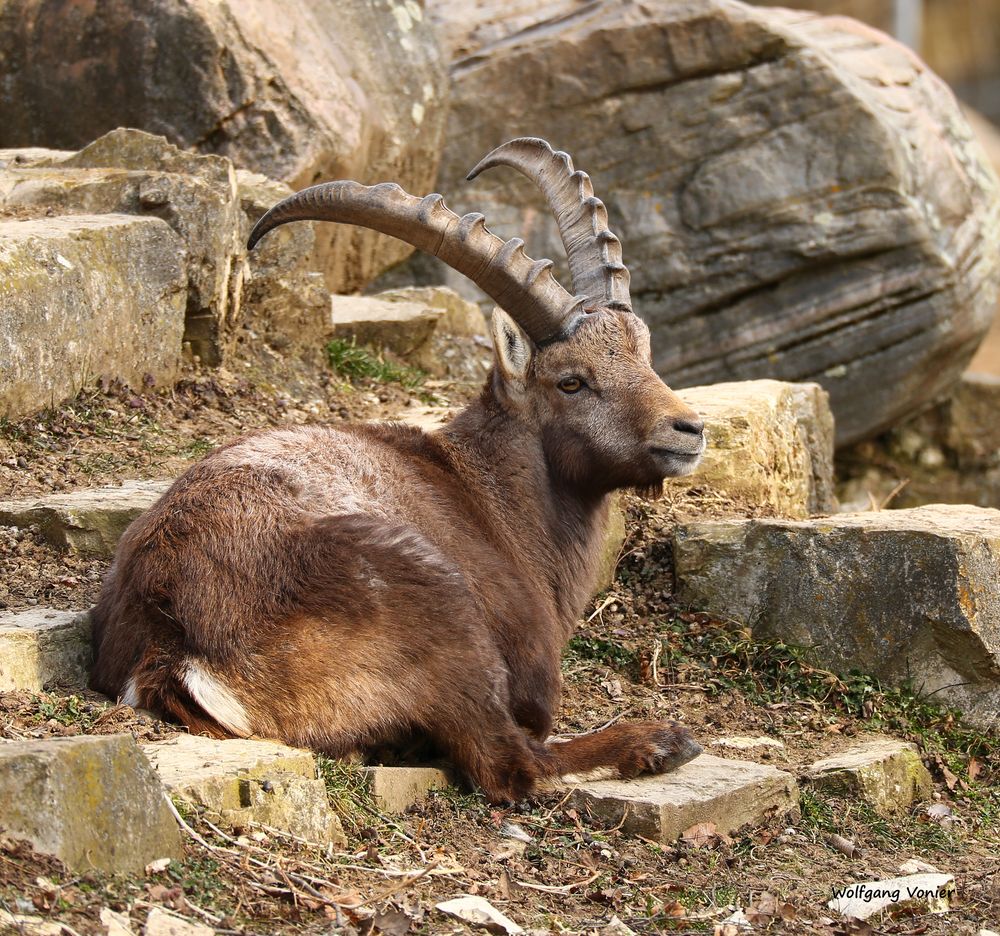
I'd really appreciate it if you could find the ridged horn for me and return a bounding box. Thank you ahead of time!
[467,137,632,313]
[247,180,581,345]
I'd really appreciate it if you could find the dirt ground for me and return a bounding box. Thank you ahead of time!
[1,350,998,935]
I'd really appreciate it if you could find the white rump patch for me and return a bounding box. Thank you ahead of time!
[121,676,141,708]
[182,660,252,737]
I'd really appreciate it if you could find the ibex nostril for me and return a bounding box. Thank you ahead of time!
[673,417,705,436]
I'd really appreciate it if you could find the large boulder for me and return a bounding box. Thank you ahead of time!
[0,0,449,293]
[1,129,327,371]
[1,130,240,364]
[672,504,1000,728]
[0,213,186,419]
[433,0,1000,446]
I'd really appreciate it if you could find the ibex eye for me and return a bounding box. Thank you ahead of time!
[558,377,584,394]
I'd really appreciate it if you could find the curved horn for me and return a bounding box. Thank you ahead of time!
[467,137,632,313]
[248,180,581,346]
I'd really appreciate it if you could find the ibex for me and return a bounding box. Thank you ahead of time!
[90,139,707,802]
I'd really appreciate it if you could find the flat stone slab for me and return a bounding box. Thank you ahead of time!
[668,380,835,519]
[563,754,798,843]
[803,740,932,816]
[143,734,345,847]
[360,765,450,813]
[0,734,181,873]
[0,479,171,556]
[0,608,92,692]
[673,504,1000,728]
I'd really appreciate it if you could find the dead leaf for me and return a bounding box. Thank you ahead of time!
[145,857,172,875]
[145,884,186,911]
[746,891,780,925]
[371,908,412,935]
[681,821,732,848]
[600,678,624,700]
[662,900,686,918]
[968,757,983,781]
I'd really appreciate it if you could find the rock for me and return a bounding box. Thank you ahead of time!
[330,288,493,379]
[101,908,136,936]
[435,0,1000,446]
[394,405,457,434]
[0,909,65,935]
[0,213,186,420]
[563,754,798,843]
[330,294,444,369]
[144,908,212,936]
[672,504,1000,727]
[436,896,524,935]
[0,0,449,293]
[0,480,171,556]
[838,373,1000,511]
[712,736,785,752]
[0,609,92,692]
[828,873,954,920]
[965,109,1000,182]
[143,734,345,847]
[376,286,490,340]
[236,169,328,354]
[359,766,450,813]
[802,740,932,815]
[373,286,493,381]
[0,735,181,873]
[1,129,242,365]
[667,380,835,519]
[593,497,627,594]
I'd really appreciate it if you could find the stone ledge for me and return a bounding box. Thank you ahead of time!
[672,504,1000,728]
[802,739,932,816]
[0,480,171,556]
[359,765,451,813]
[143,734,345,847]
[563,754,799,843]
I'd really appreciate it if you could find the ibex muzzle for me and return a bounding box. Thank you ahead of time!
[91,138,705,803]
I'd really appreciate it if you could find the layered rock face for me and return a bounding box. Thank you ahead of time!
[434,0,1000,446]
[0,0,449,292]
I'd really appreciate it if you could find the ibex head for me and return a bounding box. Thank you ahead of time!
[248,137,704,495]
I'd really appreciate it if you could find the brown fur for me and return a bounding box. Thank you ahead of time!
[90,310,706,802]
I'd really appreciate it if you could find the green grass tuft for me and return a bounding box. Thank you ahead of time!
[325,338,424,388]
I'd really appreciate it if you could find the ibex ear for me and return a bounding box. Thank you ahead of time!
[491,307,533,385]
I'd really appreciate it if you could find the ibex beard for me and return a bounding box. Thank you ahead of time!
[90,138,707,803]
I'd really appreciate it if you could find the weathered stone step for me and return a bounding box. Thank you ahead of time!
[142,734,345,846]
[0,213,186,420]
[673,504,1000,728]
[0,608,91,692]
[0,480,171,556]
[802,740,932,816]
[0,734,181,873]
[563,753,798,843]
